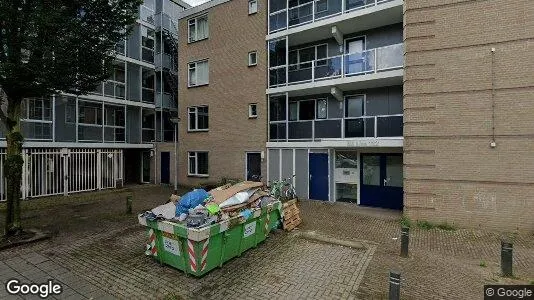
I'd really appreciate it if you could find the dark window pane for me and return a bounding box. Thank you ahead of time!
[189,156,196,174]
[269,96,286,121]
[288,121,312,139]
[299,100,315,120]
[345,118,375,138]
[315,119,341,138]
[269,123,286,140]
[345,96,364,117]
[269,39,286,67]
[377,116,403,137]
[197,152,208,174]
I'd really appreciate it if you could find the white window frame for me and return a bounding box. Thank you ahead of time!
[248,0,258,14]
[188,14,209,43]
[248,51,258,66]
[249,103,258,118]
[188,105,209,132]
[188,151,209,177]
[188,59,209,87]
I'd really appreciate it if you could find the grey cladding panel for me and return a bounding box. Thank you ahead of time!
[295,149,308,199]
[268,149,280,183]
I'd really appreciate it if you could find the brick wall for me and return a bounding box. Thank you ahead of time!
[177,0,267,186]
[404,0,534,231]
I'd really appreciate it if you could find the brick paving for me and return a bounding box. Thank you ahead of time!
[1,186,533,299]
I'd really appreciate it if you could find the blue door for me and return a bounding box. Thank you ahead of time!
[309,153,329,201]
[160,152,170,184]
[360,154,403,210]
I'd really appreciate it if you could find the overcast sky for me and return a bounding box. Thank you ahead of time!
[183,0,211,6]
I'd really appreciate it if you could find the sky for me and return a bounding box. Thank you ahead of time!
[183,0,211,6]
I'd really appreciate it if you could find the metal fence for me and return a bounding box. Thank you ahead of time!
[0,148,123,201]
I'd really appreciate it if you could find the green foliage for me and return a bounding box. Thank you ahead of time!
[400,215,412,228]
[479,260,487,267]
[0,0,143,99]
[415,220,457,231]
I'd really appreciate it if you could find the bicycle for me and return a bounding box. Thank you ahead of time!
[269,175,297,201]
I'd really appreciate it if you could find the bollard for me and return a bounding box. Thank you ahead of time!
[389,271,401,300]
[501,240,513,277]
[126,195,133,214]
[400,226,410,258]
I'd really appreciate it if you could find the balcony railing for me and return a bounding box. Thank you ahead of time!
[21,120,53,141]
[103,82,125,99]
[156,92,177,109]
[269,0,396,33]
[269,114,402,141]
[142,128,155,143]
[155,13,178,36]
[140,6,155,25]
[270,43,403,87]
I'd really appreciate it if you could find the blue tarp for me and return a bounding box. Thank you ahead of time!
[175,189,210,215]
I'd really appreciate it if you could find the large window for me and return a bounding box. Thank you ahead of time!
[142,68,155,103]
[188,152,208,176]
[78,101,102,125]
[188,60,209,87]
[104,64,126,99]
[188,15,208,43]
[22,98,52,121]
[141,27,155,63]
[289,44,328,69]
[188,106,209,131]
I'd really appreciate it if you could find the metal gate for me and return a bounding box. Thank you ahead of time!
[0,148,123,201]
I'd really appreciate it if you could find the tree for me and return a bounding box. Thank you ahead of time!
[0,0,142,236]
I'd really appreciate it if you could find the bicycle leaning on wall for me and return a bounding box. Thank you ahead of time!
[268,175,297,202]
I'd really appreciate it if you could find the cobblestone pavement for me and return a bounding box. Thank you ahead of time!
[1,186,533,299]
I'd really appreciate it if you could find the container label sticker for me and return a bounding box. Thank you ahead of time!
[163,237,180,256]
[244,221,256,238]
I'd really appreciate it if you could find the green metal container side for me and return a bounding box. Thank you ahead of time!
[142,202,282,277]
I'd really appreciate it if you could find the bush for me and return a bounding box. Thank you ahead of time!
[400,215,412,228]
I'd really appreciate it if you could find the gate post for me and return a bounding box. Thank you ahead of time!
[62,148,69,196]
[21,149,28,200]
[97,149,102,190]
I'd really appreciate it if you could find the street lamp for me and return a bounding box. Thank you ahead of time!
[170,117,180,193]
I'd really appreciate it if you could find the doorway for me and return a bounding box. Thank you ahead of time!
[246,152,262,181]
[142,151,151,183]
[309,153,329,201]
[160,152,170,184]
[344,37,366,74]
[360,153,403,210]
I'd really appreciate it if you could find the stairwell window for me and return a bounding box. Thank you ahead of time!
[188,14,208,43]
[248,0,258,14]
[249,103,258,118]
[248,51,257,66]
[188,60,209,87]
[188,151,209,176]
[188,106,209,131]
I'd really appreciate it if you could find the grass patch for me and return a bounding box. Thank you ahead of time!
[400,215,412,228]
[529,280,534,285]
[479,260,487,268]
[415,220,456,231]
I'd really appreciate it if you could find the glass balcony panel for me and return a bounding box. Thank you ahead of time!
[163,130,174,142]
[376,43,404,71]
[269,11,287,32]
[142,129,155,143]
[314,56,342,79]
[142,89,155,103]
[345,118,374,138]
[288,63,312,83]
[346,0,374,11]
[315,0,342,19]
[78,125,103,142]
[269,67,287,87]
[288,121,313,140]
[344,50,375,75]
[269,123,286,140]
[21,122,52,140]
[288,3,313,27]
[377,115,403,137]
[142,48,154,63]
[104,82,114,97]
[314,119,341,139]
[115,84,125,99]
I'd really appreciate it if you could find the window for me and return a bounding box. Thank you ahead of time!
[188,106,209,131]
[289,44,328,70]
[23,98,52,121]
[188,152,208,176]
[141,27,155,63]
[249,104,258,118]
[317,99,327,119]
[188,14,208,43]
[78,101,102,125]
[315,0,328,13]
[248,0,258,14]
[188,60,209,87]
[248,51,257,66]
[142,68,155,103]
[345,95,364,117]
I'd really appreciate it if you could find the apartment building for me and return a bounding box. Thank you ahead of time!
[266,0,404,209]
[0,0,189,200]
[404,0,534,230]
[177,0,267,186]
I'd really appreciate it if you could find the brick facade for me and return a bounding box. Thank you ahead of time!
[404,0,534,230]
[177,0,267,186]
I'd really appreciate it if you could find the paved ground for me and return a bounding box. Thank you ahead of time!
[0,185,533,299]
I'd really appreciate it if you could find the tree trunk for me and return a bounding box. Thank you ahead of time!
[3,102,24,237]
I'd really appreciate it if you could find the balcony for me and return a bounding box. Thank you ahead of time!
[142,128,156,143]
[269,0,401,35]
[269,43,403,91]
[155,12,178,36]
[156,92,177,110]
[269,115,402,141]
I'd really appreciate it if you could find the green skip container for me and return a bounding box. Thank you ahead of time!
[138,201,282,277]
